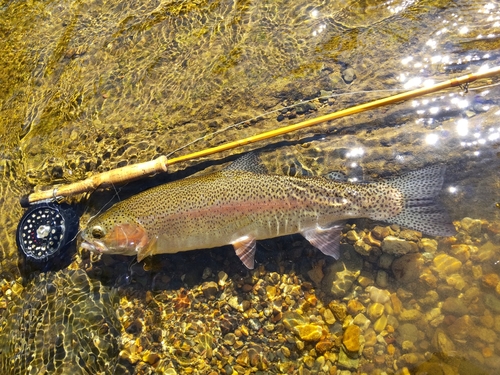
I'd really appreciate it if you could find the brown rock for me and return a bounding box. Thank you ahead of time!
[295,324,323,342]
[343,325,361,353]
[316,340,334,354]
[391,253,423,283]
[347,299,365,316]
[482,273,500,289]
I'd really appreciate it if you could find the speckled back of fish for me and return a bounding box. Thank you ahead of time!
[80,154,455,268]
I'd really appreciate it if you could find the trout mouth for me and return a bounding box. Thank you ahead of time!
[80,239,109,253]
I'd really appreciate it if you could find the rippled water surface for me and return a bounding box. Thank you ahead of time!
[1,0,500,374]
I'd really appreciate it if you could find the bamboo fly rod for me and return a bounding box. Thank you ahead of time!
[20,66,500,207]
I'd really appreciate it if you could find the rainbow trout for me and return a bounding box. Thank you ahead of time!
[80,154,455,268]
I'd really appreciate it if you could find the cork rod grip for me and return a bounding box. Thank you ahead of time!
[20,156,168,207]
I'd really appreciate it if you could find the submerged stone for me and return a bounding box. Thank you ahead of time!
[295,324,323,342]
[321,246,363,298]
[433,254,462,278]
[382,236,417,255]
[343,324,361,353]
[0,270,122,374]
[366,286,391,304]
[441,297,469,316]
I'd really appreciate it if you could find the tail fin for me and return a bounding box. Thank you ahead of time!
[384,165,456,237]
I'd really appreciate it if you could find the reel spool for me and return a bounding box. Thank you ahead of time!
[16,202,79,263]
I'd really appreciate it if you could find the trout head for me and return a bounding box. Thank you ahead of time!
[80,211,149,256]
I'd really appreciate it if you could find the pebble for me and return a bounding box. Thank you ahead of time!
[295,324,323,342]
[201,281,218,299]
[343,325,361,353]
[347,300,365,316]
[460,217,482,237]
[485,293,500,313]
[321,248,363,298]
[476,241,497,262]
[432,329,455,356]
[381,236,417,255]
[391,253,423,283]
[420,238,438,253]
[446,273,466,291]
[282,311,306,331]
[378,253,395,269]
[354,239,372,256]
[315,340,334,354]
[390,293,403,315]
[366,286,391,304]
[322,307,336,325]
[398,229,422,242]
[375,270,389,288]
[432,254,462,278]
[399,309,423,322]
[338,347,359,370]
[341,68,356,84]
[441,297,469,316]
[329,302,348,321]
[367,303,385,320]
[373,314,387,333]
[353,313,371,330]
[397,323,419,343]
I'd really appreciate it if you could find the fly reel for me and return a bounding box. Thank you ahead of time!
[16,202,79,263]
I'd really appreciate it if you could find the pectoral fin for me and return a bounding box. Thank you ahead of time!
[232,235,257,269]
[137,237,158,262]
[301,225,344,260]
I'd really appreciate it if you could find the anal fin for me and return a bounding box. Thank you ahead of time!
[301,225,344,260]
[232,235,257,269]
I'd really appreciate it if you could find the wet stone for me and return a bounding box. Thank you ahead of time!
[382,236,417,255]
[322,307,336,325]
[432,329,455,357]
[391,253,423,284]
[283,311,307,331]
[338,347,359,370]
[433,254,462,278]
[375,270,389,288]
[296,324,323,342]
[343,325,361,353]
[353,313,370,330]
[398,229,422,242]
[329,302,348,321]
[442,297,469,316]
[420,238,438,253]
[315,340,334,354]
[347,300,365,316]
[342,67,357,84]
[484,293,500,313]
[373,314,388,333]
[460,217,483,237]
[367,302,385,321]
[321,248,363,298]
[399,309,423,322]
[201,281,218,299]
[378,253,395,269]
[397,323,419,343]
[366,286,391,304]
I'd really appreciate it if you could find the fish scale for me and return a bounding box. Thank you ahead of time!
[80,154,455,269]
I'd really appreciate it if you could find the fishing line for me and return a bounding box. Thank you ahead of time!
[165,88,407,158]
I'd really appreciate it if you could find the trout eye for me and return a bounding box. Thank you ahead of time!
[91,226,105,239]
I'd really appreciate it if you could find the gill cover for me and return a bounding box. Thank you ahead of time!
[86,222,149,255]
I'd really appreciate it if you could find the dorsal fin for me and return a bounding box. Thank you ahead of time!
[224,153,267,174]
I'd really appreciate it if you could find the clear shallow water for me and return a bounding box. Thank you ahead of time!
[0,0,499,374]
